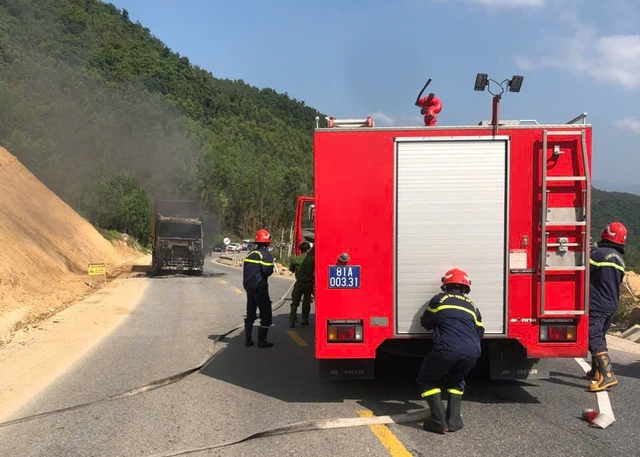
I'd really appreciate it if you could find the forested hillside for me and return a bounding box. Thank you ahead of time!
[592,188,640,268]
[0,0,321,243]
[0,0,638,268]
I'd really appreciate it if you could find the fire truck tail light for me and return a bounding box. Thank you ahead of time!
[327,320,363,343]
[539,324,576,342]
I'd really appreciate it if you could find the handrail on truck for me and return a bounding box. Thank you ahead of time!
[566,112,588,124]
[316,116,374,129]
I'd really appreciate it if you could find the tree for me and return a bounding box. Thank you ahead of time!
[83,172,151,243]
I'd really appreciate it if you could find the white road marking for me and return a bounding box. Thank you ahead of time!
[574,357,616,428]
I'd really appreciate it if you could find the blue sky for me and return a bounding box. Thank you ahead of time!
[108,0,640,193]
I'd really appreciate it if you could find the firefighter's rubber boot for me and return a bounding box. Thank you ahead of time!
[423,393,448,434]
[244,319,254,347]
[257,326,274,348]
[587,353,600,382]
[588,351,618,392]
[446,393,463,432]
[587,355,597,381]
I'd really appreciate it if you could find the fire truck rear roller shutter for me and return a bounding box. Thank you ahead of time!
[394,137,509,335]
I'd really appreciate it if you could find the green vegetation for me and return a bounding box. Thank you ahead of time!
[0,0,638,269]
[87,172,151,243]
[98,228,149,253]
[591,188,640,270]
[0,0,319,245]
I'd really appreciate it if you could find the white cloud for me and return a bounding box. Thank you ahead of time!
[541,32,640,90]
[517,11,640,90]
[369,111,395,126]
[515,57,535,71]
[614,117,640,134]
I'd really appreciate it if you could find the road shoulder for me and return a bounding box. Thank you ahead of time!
[0,257,151,422]
[607,333,640,355]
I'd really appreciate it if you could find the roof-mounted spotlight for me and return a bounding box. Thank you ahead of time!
[474,72,525,135]
[508,75,524,93]
[474,73,489,91]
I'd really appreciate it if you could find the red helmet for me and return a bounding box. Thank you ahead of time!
[254,229,271,243]
[441,268,471,288]
[600,222,627,245]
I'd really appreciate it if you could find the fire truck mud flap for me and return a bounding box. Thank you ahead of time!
[486,340,550,381]
[319,359,376,380]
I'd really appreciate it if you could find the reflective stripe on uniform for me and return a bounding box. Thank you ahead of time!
[428,304,484,327]
[447,388,463,395]
[421,388,441,397]
[244,250,274,267]
[589,258,625,273]
[244,258,274,266]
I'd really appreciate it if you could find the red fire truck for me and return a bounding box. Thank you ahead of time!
[293,81,592,381]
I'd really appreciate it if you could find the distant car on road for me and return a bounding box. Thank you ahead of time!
[226,243,242,252]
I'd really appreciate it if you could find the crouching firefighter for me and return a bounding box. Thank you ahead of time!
[417,268,484,434]
[243,229,275,348]
[587,222,627,392]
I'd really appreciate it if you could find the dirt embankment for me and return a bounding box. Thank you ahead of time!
[0,147,141,341]
[623,271,640,327]
[625,271,640,297]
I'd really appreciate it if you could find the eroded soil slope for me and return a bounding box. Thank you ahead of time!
[0,147,131,331]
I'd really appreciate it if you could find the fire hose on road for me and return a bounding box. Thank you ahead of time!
[0,278,617,456]
[0,280,430,456]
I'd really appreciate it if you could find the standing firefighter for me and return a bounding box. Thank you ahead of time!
[417,268,484,434]
[243,229,275,348]
[587,222,627,392]
[289,242,314,328]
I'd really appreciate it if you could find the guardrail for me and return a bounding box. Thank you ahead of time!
[217,251,285,275]
[218,251,248,267]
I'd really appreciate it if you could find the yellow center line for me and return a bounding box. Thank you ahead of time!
[219,280,227,284]
[356,410,413,457]
[234,288,243,294]
[286,331,309,347]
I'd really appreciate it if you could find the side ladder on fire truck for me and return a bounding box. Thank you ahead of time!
[539,124,591,316]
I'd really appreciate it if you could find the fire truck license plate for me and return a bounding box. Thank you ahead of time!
[328,266,361,289]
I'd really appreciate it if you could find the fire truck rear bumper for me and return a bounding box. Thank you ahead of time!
[319,359,376,380]
[486,340,551,380]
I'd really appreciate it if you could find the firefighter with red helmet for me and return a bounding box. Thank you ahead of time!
[587,222,627,391]
[416,267,484,434]
[242,228,275,348]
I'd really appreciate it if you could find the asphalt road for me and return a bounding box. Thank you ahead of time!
[1,255,639,457]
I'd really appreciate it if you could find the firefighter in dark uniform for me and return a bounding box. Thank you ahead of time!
[288,242,314,328]
[243,228,275,348]
[587,222,627,392]
[417,268,484,434]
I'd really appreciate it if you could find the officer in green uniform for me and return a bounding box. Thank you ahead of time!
[289,242,314,328]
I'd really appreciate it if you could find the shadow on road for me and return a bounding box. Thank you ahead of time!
[126,265,226,280]
[544,371,590,390]
[613,360,640,380]
[198,313,541,415]
[131,264,151,273]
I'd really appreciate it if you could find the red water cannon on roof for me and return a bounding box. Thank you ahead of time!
[414,78,442,126]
